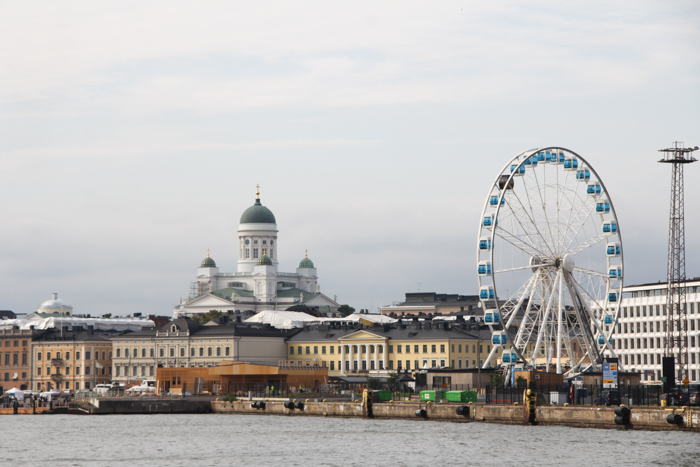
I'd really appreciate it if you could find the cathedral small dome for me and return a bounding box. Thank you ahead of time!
[200,250,216,268]
[258,250,273,266]
[240,187,276,224]
[299,252,315,269]
[38,293,73,311]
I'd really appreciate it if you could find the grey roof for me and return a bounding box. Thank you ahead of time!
[111,321,289,340]
[285,322,491,342]
[33,330,112,343]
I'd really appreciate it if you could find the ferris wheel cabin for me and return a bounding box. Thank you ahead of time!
[602,220,617,234]
[492,331,507,346]
[479,286,494,300]
[596,201,611,213]
[484,310,500,324]
[489,195,505,206]
[576,168,590,181]
[609,266,622,279]
[563,157,579,170]
[477,261,492,275]
[606,243,621,256]
[587,183,602,196]
[479,237,492,251]
[510,164,525,176]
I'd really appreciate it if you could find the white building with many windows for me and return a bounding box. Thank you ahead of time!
[173,187,339,319]
[614,278,700,383]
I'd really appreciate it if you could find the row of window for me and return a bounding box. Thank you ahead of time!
[115,346,231,359]
[36,350,107,362]
[36,381,92,392]
[619,302,697,318]
[3,372,27,381]
[1,340,28,348]
[617,319,699,335]
[0,352,28,366]
[290,343,489,356]
[243,248,275,259]
[619,351,699,366]
[293,357,486,372]
[115,365,155,377]
[631,287,700,298]
[36,364,108,377]
[615,335,700,350]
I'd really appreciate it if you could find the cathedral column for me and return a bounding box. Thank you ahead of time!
[348,345,353,372]
[374,345,378,371]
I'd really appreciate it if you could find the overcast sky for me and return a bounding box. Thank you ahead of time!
[1,1,699,317]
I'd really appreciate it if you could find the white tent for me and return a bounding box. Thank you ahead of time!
[6,387,24,401]
[245,310,321,329]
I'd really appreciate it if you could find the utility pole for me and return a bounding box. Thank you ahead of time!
[659,142,698,385]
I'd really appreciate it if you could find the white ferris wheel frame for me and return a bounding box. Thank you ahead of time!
[476,147,624,379]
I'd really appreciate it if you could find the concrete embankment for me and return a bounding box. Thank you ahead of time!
[212,399,700,432]
[77,397,214,414]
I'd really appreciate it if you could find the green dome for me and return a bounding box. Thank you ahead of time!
[257,251,273,266]
[240,198,276,224]
[200,254,216,268]
[299,254,315,269]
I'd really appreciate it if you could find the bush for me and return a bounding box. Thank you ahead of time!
[223,393,238,402]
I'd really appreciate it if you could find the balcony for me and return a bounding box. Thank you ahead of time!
[51,373,63,381]
[51,357,63,364]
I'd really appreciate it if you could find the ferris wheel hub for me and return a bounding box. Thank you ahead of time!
[562,254,575,273]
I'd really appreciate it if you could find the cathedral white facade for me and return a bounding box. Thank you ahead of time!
[173,188,340,318]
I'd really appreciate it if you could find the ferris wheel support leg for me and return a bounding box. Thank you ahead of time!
[563,271,602,368]
[482,345,499,369]
[531,271,560,371]
[508,273,541,364]
[556,272,564,375]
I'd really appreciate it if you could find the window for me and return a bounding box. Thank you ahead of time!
[37,367,42,376]
[38,352,43,361]
[440,359,445,367]
[116,366,121,377]
[321,346,326,355]
[142,348,147,358]
[150,348,155,357]
[76,366,80,375]
[65,351,71,360]
[361,345,366,353]
[253,249,259,259]
[191,348,196,357]
[150,366,155,376]
[414,345,419,353]
[85,366,91,375]
[290,347,295,355]
[314,346,318,354]
[389,345,393,354]
[330,361,335,371]
[245,249,250,259]
[306,346,310,355]
[216,347,221,357]
[423,345,428,353]
[199,347,204,357]
[330,346,334,354]
[160,348,165,357]
[405,360,410,369]
[388,360,393,369]
[432,345,436,353]
[298,346,302,355]
[208,347,213,357]
[397,345,402,353]
[440,344,445,353]
[405,345,410,354]
[181,348,186,357]
[47,351,52,360]
[65,366,70,375]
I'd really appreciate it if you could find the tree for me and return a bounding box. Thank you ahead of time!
[192,310,225,324]
[337,304,355,316]
[489,372,504,388]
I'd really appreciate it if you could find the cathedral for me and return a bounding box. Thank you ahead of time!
[173,187,340,318]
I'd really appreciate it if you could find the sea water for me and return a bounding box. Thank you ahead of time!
[2,414,700,466]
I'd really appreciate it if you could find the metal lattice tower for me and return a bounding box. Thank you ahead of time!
[659,141,698,384]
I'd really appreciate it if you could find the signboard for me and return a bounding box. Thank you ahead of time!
[603,362,618,389]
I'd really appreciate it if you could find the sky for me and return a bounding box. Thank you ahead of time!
[1,1,699,317]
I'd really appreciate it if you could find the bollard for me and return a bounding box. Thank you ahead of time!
[415,408,427,418]
[666,413,683,425]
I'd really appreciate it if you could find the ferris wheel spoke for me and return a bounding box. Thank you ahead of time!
[494,227,547,258]
[566,233,606,256]
[494,263,554,275]
[562,195,599,254]
[506,189,555,257]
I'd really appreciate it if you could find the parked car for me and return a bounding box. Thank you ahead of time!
[594,390,621,406]
[660,388,689,406]
[687,384,700,406]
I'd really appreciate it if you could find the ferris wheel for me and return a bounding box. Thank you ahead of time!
[476,147,623,380]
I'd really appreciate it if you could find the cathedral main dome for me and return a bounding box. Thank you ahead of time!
[240,195,276,224]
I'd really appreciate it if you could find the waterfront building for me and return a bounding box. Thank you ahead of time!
[174,187,339,319]
[379,292,481,318]
[110,317,290,386]
[286,320,495,377]
[0,327,34,392]
[614,278,700,383]
[32,328,113,392]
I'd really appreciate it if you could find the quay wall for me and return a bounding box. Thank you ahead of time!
[212,400,700,432]
[87,397,213,414]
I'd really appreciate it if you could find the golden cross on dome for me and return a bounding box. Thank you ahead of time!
[207,248,210,258]
[256,184,260,199]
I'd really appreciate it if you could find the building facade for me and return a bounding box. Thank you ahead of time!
[32,329,113,392]
[379,293,481,318]
[110,318,290,386]
[286,321,496,377]
[614,279,700,383]
[174,188,339,318]
[0,328,33,392]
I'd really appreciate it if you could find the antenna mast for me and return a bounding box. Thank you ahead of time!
[659,141,698,384]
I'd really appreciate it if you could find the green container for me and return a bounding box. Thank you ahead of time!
[371,390,392,402]
[446,390,477,403]
[419,390,446,402]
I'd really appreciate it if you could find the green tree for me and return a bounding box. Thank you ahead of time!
[337,304,355,316]
[192,310,225,324]
[489,372,504,388]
